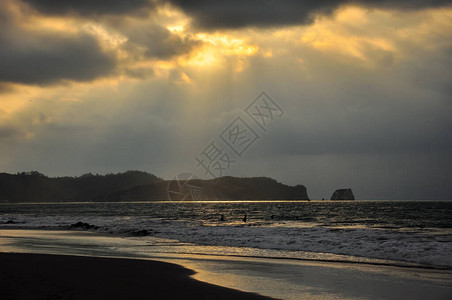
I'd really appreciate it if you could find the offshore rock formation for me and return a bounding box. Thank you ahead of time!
[330,188,355,200]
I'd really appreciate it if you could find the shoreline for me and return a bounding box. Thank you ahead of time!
[1,229,452,299]
[0,226,450,271]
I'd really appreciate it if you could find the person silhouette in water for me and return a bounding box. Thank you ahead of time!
[243,214,247,223]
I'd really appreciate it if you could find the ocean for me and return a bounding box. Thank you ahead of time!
[1,200,451,268]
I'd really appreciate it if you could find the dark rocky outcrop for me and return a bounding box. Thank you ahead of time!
[331,188,355,200]
[69,222,99,230]
[1,220,20,224]
[131,230,150,236]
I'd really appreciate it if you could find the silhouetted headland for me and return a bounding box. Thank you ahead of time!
[0,171,309,202]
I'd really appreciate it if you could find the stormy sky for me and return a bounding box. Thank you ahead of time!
[0,0,451,199]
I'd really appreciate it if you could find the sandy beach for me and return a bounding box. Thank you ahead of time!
[1,229,451,300]
[0,252,271,300]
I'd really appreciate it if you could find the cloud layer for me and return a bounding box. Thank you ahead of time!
[22,0,155,16]
[0,0,199,86]
[0,1,451,200]
[167,0,452,29]
[0,31,115,85]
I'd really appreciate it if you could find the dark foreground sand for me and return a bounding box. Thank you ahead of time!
[0,253,273,300]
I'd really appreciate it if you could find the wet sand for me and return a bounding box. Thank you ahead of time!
[1,229,451,300]
[0,252,272,300]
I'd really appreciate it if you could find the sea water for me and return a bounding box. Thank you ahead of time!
[1,201,451,268]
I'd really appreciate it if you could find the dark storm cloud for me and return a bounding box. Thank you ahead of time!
[166,0,452,29]
[22,0,155,16]
[21,0,452,27]
[0,1,116,85]
[0,32,115,85]
[0,1,200,86]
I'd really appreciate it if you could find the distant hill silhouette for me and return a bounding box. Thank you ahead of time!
[0,172,309,202]
[0,171,160,203]
[105,176,309,201]
[210,176,308,200]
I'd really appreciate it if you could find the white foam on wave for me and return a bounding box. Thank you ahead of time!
[1,214,451,268]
